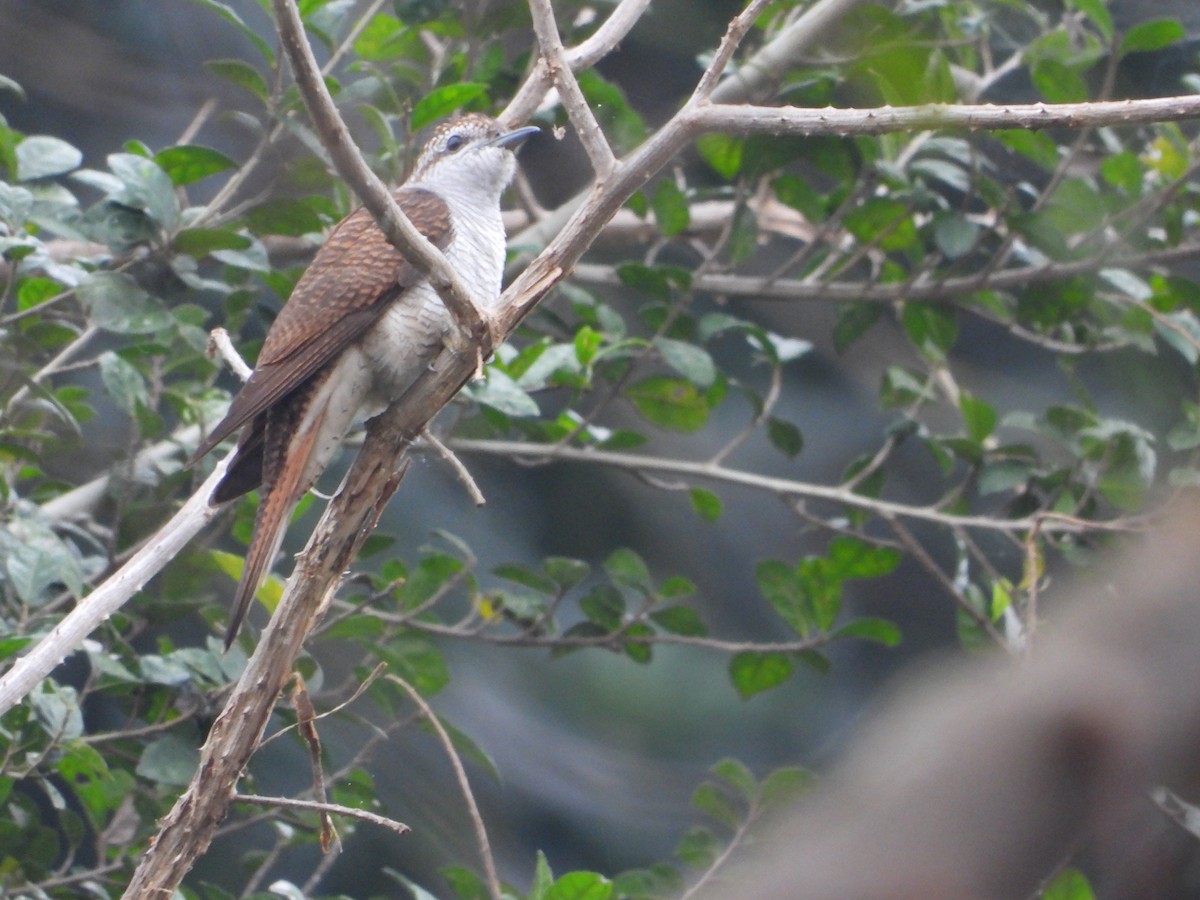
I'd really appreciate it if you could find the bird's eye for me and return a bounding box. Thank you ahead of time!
[445,134,465,152]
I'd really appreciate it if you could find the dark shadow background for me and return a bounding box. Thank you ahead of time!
[2,0,1199,895]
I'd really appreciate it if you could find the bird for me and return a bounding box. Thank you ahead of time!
[189,113,539,648]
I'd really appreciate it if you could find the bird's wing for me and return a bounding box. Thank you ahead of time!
[190,187,454,462]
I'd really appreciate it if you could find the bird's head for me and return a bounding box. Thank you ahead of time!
[410,113,539,197]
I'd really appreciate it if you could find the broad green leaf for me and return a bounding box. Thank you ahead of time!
[675,826,718,868]
[759,766,815,808]
[466,368,539,417]
[650,605,707,637]
[729,651,795,698]
[1121,19,1185,55]
[960,393,997,442]
[690,781,739,827]
[246,197,326,236]
[77,272,175,334]
[107,152,179,230]
[1066,0,1113,41]
[755,560,811,635]
[1043,867,1095,900]
[136,735,199,787]
[651,179,689,237]
[494,563,558,596]
[173,226,252,257]
[154,144,236,185]
[711,757,756,801]
[576,70,645,152]
[767,417,803,458]
[7,537,83,604]
[655,337,716,388]
[696,133,743,179]
[832,617,902,646]
[205,58,270,102]
[441,866,489,900]
[544,871,613,900]
[412,83,488,131]
[16,135,82,181]
[828,537,900,579]
[530,851,554,900]
[544,556,590,590]
[689,487,722,521]
[376,634,449,696]
[604,547,652,593]
[627,376,709,432]
[580,584,625,629]
[189,0,275,60]
[99,351,149,415]
[901,302,958,358]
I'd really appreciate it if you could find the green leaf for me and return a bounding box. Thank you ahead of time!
[7,537,83,604]
[690,781,739,827]
[544,556,590,590]
[755,560,811,636]
[655,337,716,388]
[441,866,489,900]
[689,487,722,521]
[99,351,149,415]
[411,83,488,131]
[246,197,326,236]
[189,0,274,61]
[759,766,815,808]
[729,651,795,698]
[675,825,718,867]
[650,605,707,637]
[1120,19,1185,55]
[711,757,756,801]
[576,70,645,153]
[1043,867,1095,900]
[767,417,803,458]
[530,851,554,900]
[580,584,625,629]
[544,871,613,900]
[494,563,558,596]
[77,272,174,334]
[466,368,539,417]
[627,376,709,432]
[828,537,901,580]
[107,152,179,230]
[205,58,270,102]
[153,144,236,185]
[376,634,449,696]
[651,179,689,236]
[960,393,997,442]
[696,133,743,179]
[16,135,82,181]
[832,617,902,646]
[1066,0,1113,41]
[604,547,652,593]
[173,226,252,258]
[834,302,883,352]
[616,262,672,301]
[136,735,199,787]
[901,302,957,358]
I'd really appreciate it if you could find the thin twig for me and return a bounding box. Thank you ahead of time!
[234,794,410,836]
[528,0,616,179]
[386,675,501,900]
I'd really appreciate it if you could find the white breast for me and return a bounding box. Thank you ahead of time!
[359,187,507,406]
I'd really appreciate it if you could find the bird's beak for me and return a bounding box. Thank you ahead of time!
[490,125,540,150]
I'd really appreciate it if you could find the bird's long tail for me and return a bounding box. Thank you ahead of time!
[225,403,328,650]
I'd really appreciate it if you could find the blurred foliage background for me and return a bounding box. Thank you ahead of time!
[0,0,1199,896]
